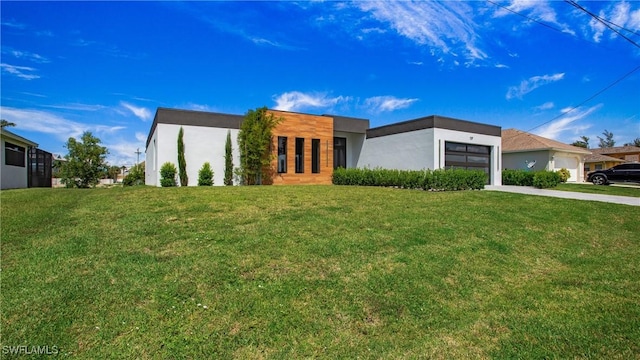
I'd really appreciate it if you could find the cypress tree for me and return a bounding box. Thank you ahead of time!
[177,126,188,186]
[224,130,233,186]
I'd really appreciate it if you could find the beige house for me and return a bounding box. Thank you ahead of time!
[590,146,640,163]
[502,129,591,183]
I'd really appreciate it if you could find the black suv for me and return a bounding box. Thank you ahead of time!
[587,162,640,185]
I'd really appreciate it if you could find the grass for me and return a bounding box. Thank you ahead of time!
[1,185,639,359]
[552,182,640,197]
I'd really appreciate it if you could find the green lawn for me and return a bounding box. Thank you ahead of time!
[1,186,639,359]
[553,182,640,197]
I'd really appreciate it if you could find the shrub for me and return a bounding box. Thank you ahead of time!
[557,168,571,183]
[533,171,562,189]
[332,167,486,191]
[502,169,534,186]
[198,162,214,186]
[123,163,145,186]
[160,162,177,187]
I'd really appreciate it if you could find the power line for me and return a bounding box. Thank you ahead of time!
[564,0,640,49]
[527,64,640,133]
[486,0,567,35]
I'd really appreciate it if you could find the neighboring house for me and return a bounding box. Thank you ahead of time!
[590,146,640,163]
[145,108,503,186]
[1,128,52,189]
[583,153,625,179]
[502,129,591,183]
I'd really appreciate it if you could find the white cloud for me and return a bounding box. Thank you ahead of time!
[534,104,601,140]
[495,63,509,69]
[493,0,574,34]
[43,103,106,111]
[0,63,39,80]
[121,102,152,121]
[356,1,487,63]
[8,49,49,63]
[589,2,640,43]
[506,73,565,100]
[273,91,349,112]
[363,96,418,113]
[534,102,555,111]
[135,132,147,143]
[0,106,125,141]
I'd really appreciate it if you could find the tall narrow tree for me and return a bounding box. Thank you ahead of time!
[224,130,233,186]
[177,127,188,186]
[237,107,281,185]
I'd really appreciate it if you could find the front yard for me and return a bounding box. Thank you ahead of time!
[1,186,639,358]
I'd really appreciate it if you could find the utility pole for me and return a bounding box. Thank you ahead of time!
[135,148,142,166]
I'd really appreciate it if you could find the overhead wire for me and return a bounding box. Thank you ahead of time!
[485,0,640,139]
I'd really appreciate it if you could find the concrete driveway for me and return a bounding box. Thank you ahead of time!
[485,185,640,206]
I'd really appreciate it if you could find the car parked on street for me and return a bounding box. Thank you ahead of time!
[587,162,640,185]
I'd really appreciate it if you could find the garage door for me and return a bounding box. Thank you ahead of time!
[444,142,491,184]
[553,156,578,182]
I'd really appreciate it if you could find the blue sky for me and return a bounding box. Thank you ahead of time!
[1,1,639,166]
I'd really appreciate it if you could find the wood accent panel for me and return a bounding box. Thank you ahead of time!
[268,110,334,185]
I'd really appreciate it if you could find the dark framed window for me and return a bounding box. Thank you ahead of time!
[312,139,320,173]
[5,142,26,167]
[444,141,491,184]
[277,137,287,173]
[333,137,346,169]
[295,138,304,173]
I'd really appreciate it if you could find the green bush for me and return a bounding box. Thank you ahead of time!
[332,167,486,191]
[557,168,571,183]
[533,171,562,189]
[198,162,214,186]
[502,169,535,186]
[160,162,177,187]
[123,163,145,186]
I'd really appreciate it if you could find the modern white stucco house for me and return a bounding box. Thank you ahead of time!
[502,129,591,183]
[146,108,503,186]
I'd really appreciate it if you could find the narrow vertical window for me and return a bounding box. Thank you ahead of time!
[312,139,320,174]
[278,136,287,173]
[295,138,304,173]
[333,137,347,169]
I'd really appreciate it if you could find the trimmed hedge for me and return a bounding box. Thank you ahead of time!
[502,169,563,189]
[332,167,486,191]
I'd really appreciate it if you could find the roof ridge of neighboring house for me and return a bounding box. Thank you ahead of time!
[502,128,590,154]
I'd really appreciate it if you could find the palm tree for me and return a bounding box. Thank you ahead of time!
[1,119,16,128]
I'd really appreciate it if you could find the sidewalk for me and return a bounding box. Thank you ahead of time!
[484,185,640,206]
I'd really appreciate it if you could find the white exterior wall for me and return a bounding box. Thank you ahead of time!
[433,128,502,186]
[1,138,30,190]
[145,128,159,186]
[146,123,240,186]
[357,128,436,170]
[502,150,551,172]
[334,131,365,168]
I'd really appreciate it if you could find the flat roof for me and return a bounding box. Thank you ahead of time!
[366,115,501,139]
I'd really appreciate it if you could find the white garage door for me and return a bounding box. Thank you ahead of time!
[554,156,578,182]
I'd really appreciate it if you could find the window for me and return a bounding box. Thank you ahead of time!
[334,137,346,169]
[595,164,603,170]
[295,138,304,173]
[277,137,287,173]
[312,139,320,173]
[5,142,26,167]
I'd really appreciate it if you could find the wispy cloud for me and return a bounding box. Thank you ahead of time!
[363,96,419,113]
[1,20,26,29]
[0,106,125,141]
[43,103,106,111]
[273,91,350,112]
[6,49,49,63]
[534,104,601,140]
[506,73,565,100]
[121,102,152,121]
[493,0,575,35]
[534,102,555,111]
[355,1,487,63]
[589,1,640,42]
[0,63,40,80]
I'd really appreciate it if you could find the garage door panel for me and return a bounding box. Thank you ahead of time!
[554,156,578,182]
[445,141,491,184]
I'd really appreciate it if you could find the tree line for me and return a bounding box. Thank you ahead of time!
[571,130,640,149]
